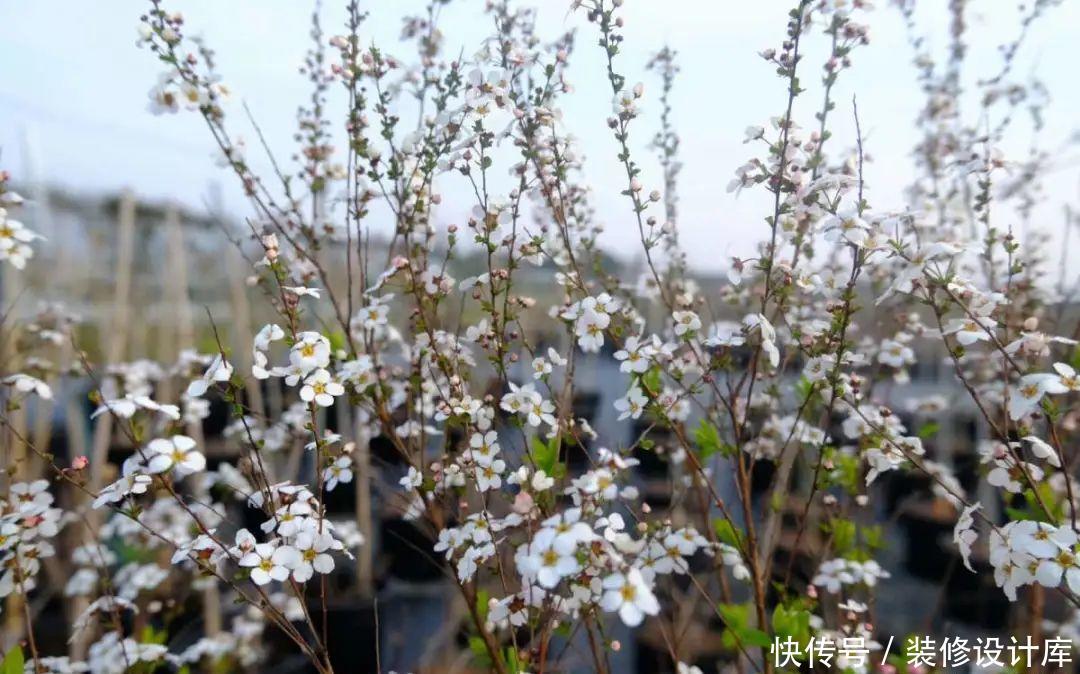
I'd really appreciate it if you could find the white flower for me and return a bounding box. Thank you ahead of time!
[600,568,660,627]
[500,382,555,427]
[468,431,501,466]
[614,386,648,421]
[93,473,153,509]
[254,323,286,351]
[575,308,609,352]
[1052,362,1080,391]
[822,209,870,247]
[290,332,331,373]
[1023,436,1061,468]
[283,285,321,299]
[239,543,300,585]
[547,347,567,367]
[667,527,708,556]
[0,213,40,269]
[92,395,180,421]
[3,374,52,400]
[253,324,285,379]
[144,435,206,477]
[518,529,580,589]
[672,311,701,337]
[1011,520,1060,559]
[291,530,336,582]
[10,479,53,515]
[942,317,996,346]
[987,458,1042,493]
[1009,373,1066,420]
[803,355,834,382]
[474,459,506,492]
[531,356,552,379]
[614,336,652,373]
[744,313,780,368]
[268,501,315,538]
[543,508,595,554]
[458,542,495,582]
[186,354,233,397]
[300,369,345,407]
[878,339,914,368]
[1032,527,1080,592]
[323,456,354,491]
[954,502,981,571]
[399,466,423,490]
[532,470,555,491]
[358,301,389,330]
[812,558,855,593]
[704,321,746,348]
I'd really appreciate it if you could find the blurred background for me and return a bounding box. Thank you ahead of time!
[1,0,1079,271]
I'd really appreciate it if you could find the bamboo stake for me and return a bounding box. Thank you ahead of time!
[72,190,137,660]
[1,258,28,648]
[163,202,221,636]
[226,243,264,418]
[87,191,136,489]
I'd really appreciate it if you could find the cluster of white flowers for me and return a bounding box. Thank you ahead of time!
[811,558,891,594]
[985,520,1080,601]
[0,481,62,600]
[0,185,38,270]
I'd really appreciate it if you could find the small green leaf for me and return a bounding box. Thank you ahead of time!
[532,436,555,474]
[713,518,744,549]
[1,646,24,674]
[740,628,773,648]
[916,422,940,439]
[693,419,727,459]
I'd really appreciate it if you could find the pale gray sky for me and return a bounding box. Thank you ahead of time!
[1,1,1077,270]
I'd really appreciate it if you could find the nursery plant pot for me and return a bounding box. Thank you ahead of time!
[265,598,379,674]
[381,517,446,583]
[943,550,1010,629]
[898,499,956,581]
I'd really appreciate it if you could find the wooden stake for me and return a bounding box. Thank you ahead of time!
[73,190,136,660]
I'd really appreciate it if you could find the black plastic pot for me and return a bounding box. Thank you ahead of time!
[265,599,379,674]
[898,506,954,581]
[381,517,446,583]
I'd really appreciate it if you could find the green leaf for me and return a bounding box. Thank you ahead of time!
[740,628,773,648]
[641,366,662,394]
[531,435,564,478]
[713,518,744,549]
[468,636,492,668]
[718,602,750,629]
[694,419,728,459]
[327,330,349,354]
[916,421,940,439]
[476,589,490,621]
[718,602,771,651]
[772,603,811,647]
[140,624,169,645]
[824,518,856,556]
[1,646,24,674]
[532,436,555,474]
[505,647,522,674]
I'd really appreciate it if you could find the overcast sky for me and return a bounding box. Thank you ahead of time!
[1,1,1077,271]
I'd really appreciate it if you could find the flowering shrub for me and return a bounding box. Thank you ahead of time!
[0,0,1077,673]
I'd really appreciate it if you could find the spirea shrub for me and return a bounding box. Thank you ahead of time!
[0,0,1077,672]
